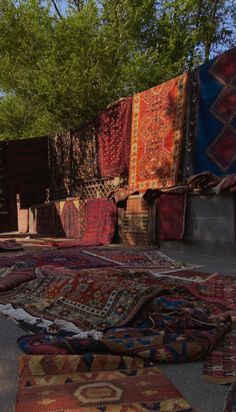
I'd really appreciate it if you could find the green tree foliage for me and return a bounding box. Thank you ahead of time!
[0,0,235,140]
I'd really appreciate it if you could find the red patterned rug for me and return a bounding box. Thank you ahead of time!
[98,97,132,177]
[129,73,188,191]
[53,198,117,248]
[0,267,161,333]
[16,354,194,412]
[54,198,86,238]
[157,193,186,240]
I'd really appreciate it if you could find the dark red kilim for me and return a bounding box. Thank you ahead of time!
[157,193,186,240]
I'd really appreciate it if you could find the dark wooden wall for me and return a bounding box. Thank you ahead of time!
[2,136,50,232]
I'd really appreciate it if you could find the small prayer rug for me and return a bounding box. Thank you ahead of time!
[98,97,132,177]
[16,354,194,412]
[119,195,150,245]
[204,333,236,384]
[224,383,236,412]
[156,193,186,240]
[129,73,188,191]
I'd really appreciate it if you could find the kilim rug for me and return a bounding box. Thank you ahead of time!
[119,195,150,245]
[16,355,194,412]
[129,73,188,191]
[224,383,236,412]
[98,97,132,177]
[0,267,161,333]
[188,47,236,176]
[156,193,186,240]
[203,333,236,384]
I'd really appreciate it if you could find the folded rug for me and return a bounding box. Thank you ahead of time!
[15,354,194,411]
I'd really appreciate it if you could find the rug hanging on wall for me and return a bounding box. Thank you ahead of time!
[98,97,132,177]
[15,354,194,412]
[71,123,100,196]
[129,73,188,191]
[156,193,187,240]
[186,47,236,176]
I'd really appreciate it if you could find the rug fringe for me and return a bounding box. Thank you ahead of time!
[0,304,103,340]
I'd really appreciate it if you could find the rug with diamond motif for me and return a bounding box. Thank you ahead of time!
[185,48,236,176]
[15,354,194,412]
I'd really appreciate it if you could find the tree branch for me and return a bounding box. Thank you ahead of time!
[51,0,63,19]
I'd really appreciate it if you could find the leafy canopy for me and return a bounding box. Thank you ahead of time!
[0,0,235,140]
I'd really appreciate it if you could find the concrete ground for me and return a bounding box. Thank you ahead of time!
[0,243,235,412]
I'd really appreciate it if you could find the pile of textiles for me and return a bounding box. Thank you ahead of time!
[0,266,233,362]
[0,247,235,411]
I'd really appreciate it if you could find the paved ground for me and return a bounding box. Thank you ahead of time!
[0,243,235,412]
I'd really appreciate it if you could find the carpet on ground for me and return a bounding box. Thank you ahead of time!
[15,354,194,412]
[0,266,161,333]
[185,47,236,176]
[129,73,188,191]
[83,247,185,269]
[98,97,132,177]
